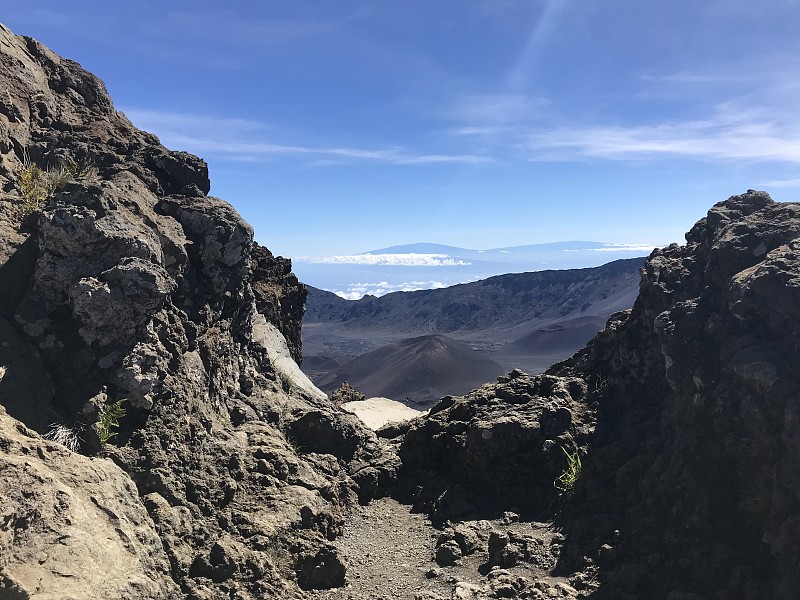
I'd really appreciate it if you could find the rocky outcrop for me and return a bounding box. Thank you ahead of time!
[0,405,180,599]
[329,382,367,406]
[396,370,595,523]
[549,190,800,600]
[251,242,307,365]
[398,190,800,599]
[0,22,396,599]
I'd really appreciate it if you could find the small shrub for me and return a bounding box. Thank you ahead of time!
[555,445,582,494]
[16,153,95,218]
[18,162,50,218]
[97,399,126,444]
[62,156,97,180]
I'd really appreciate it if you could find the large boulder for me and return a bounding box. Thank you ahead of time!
[0,405,179,599]
[398,369,594,522]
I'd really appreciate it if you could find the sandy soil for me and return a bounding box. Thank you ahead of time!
[341,397,425,430]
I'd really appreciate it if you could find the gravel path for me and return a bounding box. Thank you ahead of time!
[308,497,594,600]
[309,497,446,599]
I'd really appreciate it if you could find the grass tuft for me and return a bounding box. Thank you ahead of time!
[43,423,82,452]
[555,445,582,494]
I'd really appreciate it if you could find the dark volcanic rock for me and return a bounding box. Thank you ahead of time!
[398,190,800,599]
[549,190,800,599]
[399,369,594,520]
[328,382,367,406]
[0,22,396,599]
[251,242,307,365]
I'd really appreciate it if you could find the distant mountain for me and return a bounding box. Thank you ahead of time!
[292,241,652,298]
[305,257,643,332]
[363,242,473,255]
[315,335,506,408]
[302,257,645,384]
[363,240,617,261]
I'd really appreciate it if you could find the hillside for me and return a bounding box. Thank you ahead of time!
[316,334,506,407]
[303,258,643,379]
[305,257,642,332]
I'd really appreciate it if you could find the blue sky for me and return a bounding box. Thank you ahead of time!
[4,1,800,261]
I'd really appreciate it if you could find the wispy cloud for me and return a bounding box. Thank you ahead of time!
[507,0,569,90]
[122,108,489,166]
[640,73,748,85]
[451,97,800,164]
[758,178,800,188]
[451,94,549,125]
[522,118,800,163]
[331,280,449,300]
[299,253,471,267]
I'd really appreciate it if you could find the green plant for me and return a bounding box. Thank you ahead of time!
[97,399,126,444]
[555,445,582,493]
[18,162,50,217]
[18,161,68,218]
[17,153,94,218]
[62,156,97,180]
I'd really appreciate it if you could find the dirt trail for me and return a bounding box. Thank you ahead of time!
[310,498,593,600]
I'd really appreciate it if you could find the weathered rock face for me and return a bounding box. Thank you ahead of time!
[397,370,595,523]
[251,242,307,365]
[0,405,180,599]
[398,190,800,599]
[0,22,396,599]
[549,190,800,600]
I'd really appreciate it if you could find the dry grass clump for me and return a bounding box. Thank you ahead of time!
[17,152,96,218]
[43,423,82,452]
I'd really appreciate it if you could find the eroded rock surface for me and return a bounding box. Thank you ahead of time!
[550,191,800,600]
[397,190,800,599]
[0,22,397,599]
[0,405,180,599]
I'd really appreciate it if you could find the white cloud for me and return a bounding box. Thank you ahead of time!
[300,253,471,266]
[521,117,800,164]
[331,280,449,299]
[758,178,800,188]
[122,108,489,166]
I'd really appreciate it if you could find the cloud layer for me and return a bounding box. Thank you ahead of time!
[331,280,450,300]
[122,108,489,166]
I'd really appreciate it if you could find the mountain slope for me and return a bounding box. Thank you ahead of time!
[317,335,506,407]
[305,257,643,333]
[303,258,643,376]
